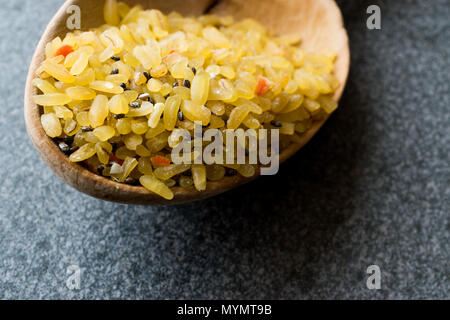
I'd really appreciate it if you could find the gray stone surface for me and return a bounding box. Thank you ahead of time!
[0,0,448,300]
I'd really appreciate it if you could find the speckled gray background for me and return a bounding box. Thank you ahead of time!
[0,0,448,300]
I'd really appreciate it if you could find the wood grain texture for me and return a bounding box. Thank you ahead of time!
[24,0,350,205]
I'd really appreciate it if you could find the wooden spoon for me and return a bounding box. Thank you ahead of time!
[24,0,350,205]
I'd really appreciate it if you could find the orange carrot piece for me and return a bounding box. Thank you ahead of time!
[255,76,271,96]
[151,156,171,167]
[55,45,75,58]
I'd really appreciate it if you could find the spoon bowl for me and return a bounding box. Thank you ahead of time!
[24,0,349,205]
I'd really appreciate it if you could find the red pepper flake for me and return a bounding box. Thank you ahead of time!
[54,45,75,58]
[109,154,124,166]
[255,76,271,96]
[169,50,176,54]
[151,155,171,167]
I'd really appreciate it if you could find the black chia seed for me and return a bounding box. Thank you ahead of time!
[81,126,94,132]
[270,121,282,128]
[129,101,141,108]
[143,71,151,82]
[183,79,191,88]
[178,111,184,121]
[58,142,70,154]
